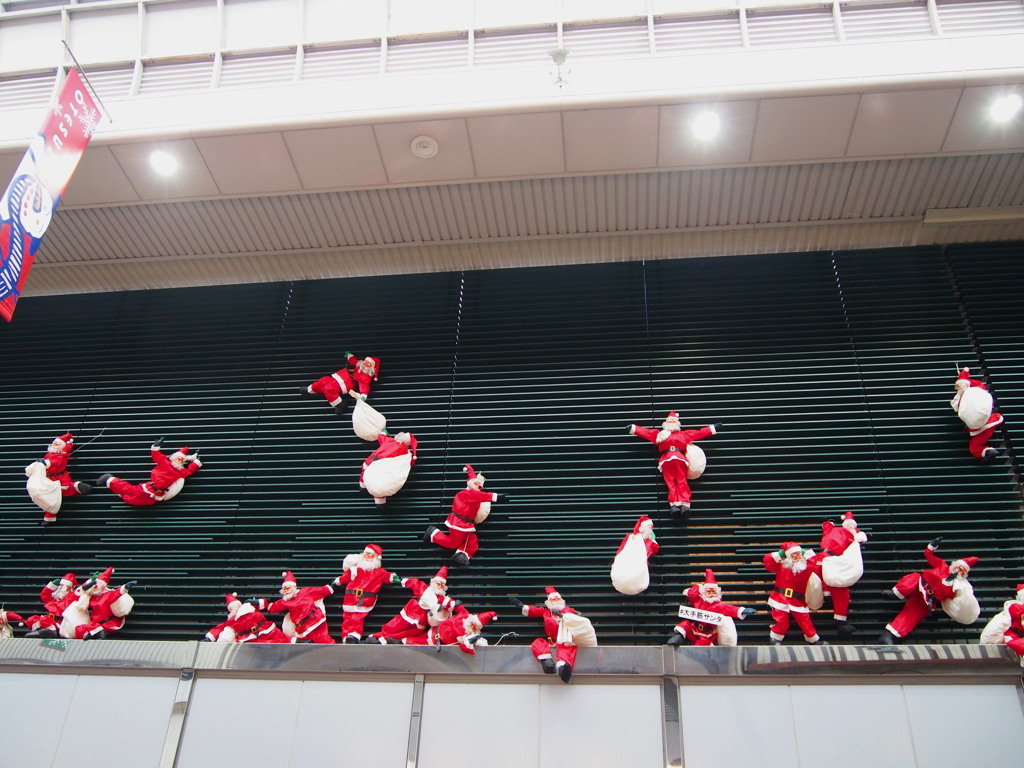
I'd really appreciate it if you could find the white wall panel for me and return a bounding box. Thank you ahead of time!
[420,683,541,768]
[792,685,917,768]
[904,684,1024,765]
[681,685,799,768]
[538,684,663,768]
[144,0,219,58]
[224,0,298,51]
[67,7,138,65]
[0,672,79,768]
[177,677,415,768]
[0,15,62,73]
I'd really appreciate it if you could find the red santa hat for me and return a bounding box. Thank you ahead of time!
[171,447,190,461]
[703,568,718,586]
[52,433,74,450]
[432,566,448,586]
[634,515,654,533]
[464,465,486,487]
[0,610,25,626]
[841,511,859,531]
[544,586,563,603]
[281,570,297,588]
[96,566,115,586]
[225,593,242,612]
[476,611,497,627]
[60,573,77,587]
[950,557,979,573]
[782,542,802,556]
[955,367,972,389]
[364,543,384,558]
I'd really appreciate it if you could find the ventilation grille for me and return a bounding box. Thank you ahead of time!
[841,2,935,41]
[138,57,214,97]
[746,6,837,48]
[301,43,381,81]
[385,34,469,74]
[562,19,650,61]
[0,247,1020,646]
[936,0,1024,34]
[652,13,743,56]
[219,50,296,90]
[473,27,559,69]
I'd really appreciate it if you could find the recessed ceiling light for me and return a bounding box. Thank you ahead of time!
[692,111,720,141]
[990,93,1022,123]
[411,136,439,159]
[149,149,179,176]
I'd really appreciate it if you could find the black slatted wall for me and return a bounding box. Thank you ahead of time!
[1,245,1021,645]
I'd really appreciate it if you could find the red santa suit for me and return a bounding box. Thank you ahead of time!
[206,594,288,643]
[359,432,418,505]
[36,434,91,524]
[402,609,497,654]
[257,571,336,644]
[1002,602,1024,659]
[333,545,400,642]
[369,567,458,642]
[807,511,868,632]
[951,367,1004,460]
[347,353,380,398]
[66,567,134,640]
[669,569,751,646]
[307,367,355,410]
[425,465,500,566]
[628,412,718,516]
[764,543,822,645]
[882,542,976,641]
[101,443,202,506]
[518,587,580,681]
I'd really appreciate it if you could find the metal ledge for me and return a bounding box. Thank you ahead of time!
[0,639,1020,681]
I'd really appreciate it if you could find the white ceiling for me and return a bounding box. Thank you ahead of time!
[4,80,1024,297]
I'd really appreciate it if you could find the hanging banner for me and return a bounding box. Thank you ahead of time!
[1,68,101,321]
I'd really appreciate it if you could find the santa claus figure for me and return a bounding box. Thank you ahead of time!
[627,412,721,521]
[996,601,1024,661]
[365,566,460,644]
[96,437,202,506]
[255,571,336,644]
[58,567,136,640]
[346,352,380,399]
[764,542,824,646]
[332,544,401,643]
[950,366,1005,461]
[206,593,288,643]
[424,465,504,567]
[611,515,659,595]
[0,609,25,639]
[667,569,756,647]
[510,587,589,683]
[980,583,1024,647]
[400,608,497,654]
[808,511,868,636]
[27,433,92,526]
[879,538,980,644]
[360,430,418,506]
[24,573,79,638]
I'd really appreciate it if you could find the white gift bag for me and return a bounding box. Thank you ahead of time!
[805,571,825,611]
[610,534,650,595]
[716,615,738,647]
[941,579,982,625]
[25,461,62,515]
[685,443,707,480]
[821,541,864,589]
[474,501,492,524]
[556,612,599,647]
[352,393,387,441]
[979,601,1019,644]
[954,387,994,431]
[363,453,413,498]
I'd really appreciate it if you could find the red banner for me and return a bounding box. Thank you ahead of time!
[1,68,101,321]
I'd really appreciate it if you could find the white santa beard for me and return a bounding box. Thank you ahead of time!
[546,600,565,612]
[360,558,382,570]
[700,591,721,603]
[783,558,807,574]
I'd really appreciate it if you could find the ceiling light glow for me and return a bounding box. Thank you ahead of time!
[149,149,179,176]
[990,94,1022,123]
[692,111,720,140]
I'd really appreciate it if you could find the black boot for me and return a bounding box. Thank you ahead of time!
[82,628,107,641]
[451,551,471,567]
[334,403,348,416]
[836,621,857,636]
[423,526,439,544]
[76,482,92,495]
[25,628,58,639]
[665,633,685,646]
[96,474,113,487]
[557,662,573,683]
[878,632,897,645]
[541,658,556,674]
[880,589,900,600]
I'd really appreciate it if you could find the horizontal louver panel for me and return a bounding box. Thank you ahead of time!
[0,248,1020,647]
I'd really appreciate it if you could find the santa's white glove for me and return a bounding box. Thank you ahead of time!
[188,453,202,467]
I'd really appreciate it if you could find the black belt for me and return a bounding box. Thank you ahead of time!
[824,549,839,556]
[662,446,678,452]
[778,587,804,601]
[296,607,318,626]
[451,511,475,523]
[347,588,378,607]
